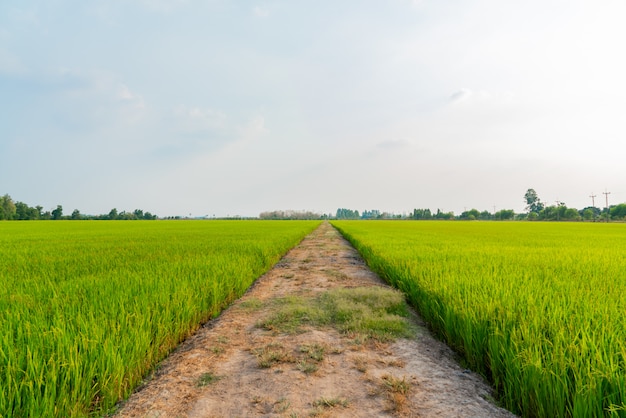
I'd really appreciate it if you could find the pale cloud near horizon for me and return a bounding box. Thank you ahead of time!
[1,0,626,217]
[253,6,270,18]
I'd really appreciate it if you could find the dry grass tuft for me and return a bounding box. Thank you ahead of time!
[381,374,411,415]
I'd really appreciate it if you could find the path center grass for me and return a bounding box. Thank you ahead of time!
[258,286,415,343]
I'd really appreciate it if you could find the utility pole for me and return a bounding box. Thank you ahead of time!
[589,193,597,222]
[603,190,611,223]
[555,199,561,221]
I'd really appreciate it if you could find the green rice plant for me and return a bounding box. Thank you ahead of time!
[0,220,319,417]
[333,220,626,418]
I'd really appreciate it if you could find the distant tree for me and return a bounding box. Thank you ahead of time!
[335,208,360,219]
[538,205,557,221]
[562,208,581,221]
[581,208,595,221]
[14,201,40,220]
[434,209,454,220]
[71,209,82,220]
[412,208,433,220]
[495,209,515,220]
[108,208,118,220]
[460,208,480,220]
[51,205,63,220]
[538,202,575,221]
[119,210,138,220]
[610,203,626,220]
[0,194,16,220]
[259,210,322,220]
[524,189,544,213]
[361,210,381,219]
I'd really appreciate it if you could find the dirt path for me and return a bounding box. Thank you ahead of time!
[115,222,515,417]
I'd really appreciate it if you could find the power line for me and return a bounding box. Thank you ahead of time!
[603,190,611,222]
[589,193,597,221]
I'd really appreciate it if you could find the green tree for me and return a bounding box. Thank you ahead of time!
[460,208,481,220]
[524,188,544,213]
[14,201,28,220]
[562,208,581,221]
[71,209,82,220]
[434,209,454,220]
[412,208,432,220]
[335,208,359,219]
[14,201,37,220]
[108,208,118,220]
[51,205,63,220]
[581,207,600,221]
[610,203,626,220]
[0,194,17,220]
[361,209,381,219]
[495,209,515,220]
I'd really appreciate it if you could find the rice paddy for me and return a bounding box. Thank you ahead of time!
[332,220,626,417]
[0,220,319,417]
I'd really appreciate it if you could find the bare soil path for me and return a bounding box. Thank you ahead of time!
[115,222,515,418]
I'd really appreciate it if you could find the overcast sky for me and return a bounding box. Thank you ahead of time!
[1,1,625,217]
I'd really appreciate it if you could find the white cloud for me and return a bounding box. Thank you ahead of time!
[377,139,412,149]
[117,84,145,109]
[447,88,514,107]
[238,115,269,143]
[253,6,270,18]
[3,0,626,217]
[448,88,472,104]
[174,105,227,134]
[139,0,188,13]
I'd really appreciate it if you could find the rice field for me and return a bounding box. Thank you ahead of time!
[332,220,626,417]
[0,220,319,417]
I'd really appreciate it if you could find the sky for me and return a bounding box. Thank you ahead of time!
[1,0,625,218]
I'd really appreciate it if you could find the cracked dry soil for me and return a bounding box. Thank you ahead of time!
[114,222,515,418]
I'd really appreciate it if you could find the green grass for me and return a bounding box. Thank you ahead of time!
[312,396,349,408]
[258,286,414,342]
[0,220,319,417]
[196,372,221,387]
[333,220,626,418]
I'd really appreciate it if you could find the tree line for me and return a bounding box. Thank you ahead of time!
[523,188,626,221]
[0,194,157,220]
[335,188,626,222]
[259,210,326,220]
